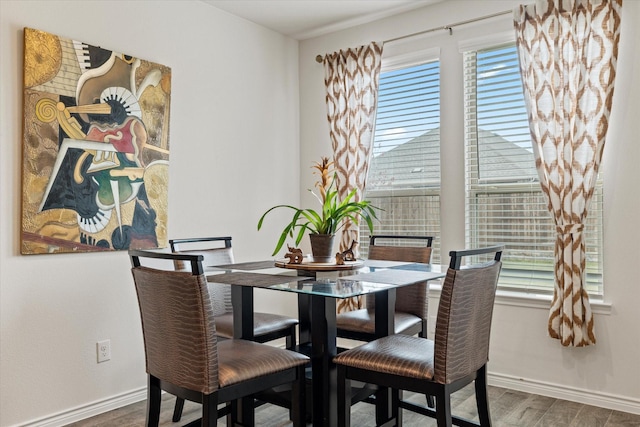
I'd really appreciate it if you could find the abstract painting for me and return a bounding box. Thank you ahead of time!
[21,28,171,254]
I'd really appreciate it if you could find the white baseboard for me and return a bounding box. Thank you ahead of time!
[488,372,640,415]
[16,387,147,427]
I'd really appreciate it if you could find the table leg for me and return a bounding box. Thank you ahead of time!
[298,294,312,346]
[310,294,337,427]
[374,289,396,338]
[296,270,316,346]
[231,285,254,340]
[230,285,255,425]
[374,289,396,425]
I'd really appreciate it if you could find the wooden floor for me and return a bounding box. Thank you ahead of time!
[67,384,640,427]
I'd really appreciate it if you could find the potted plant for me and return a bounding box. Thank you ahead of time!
[258,157,379,262]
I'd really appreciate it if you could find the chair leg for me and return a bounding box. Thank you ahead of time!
[420,320,428,339]
[202,392,218,427]
[392,388,402,426]
[172,397,185,422]
[475,365,492,426]
[286,325,297,349]
[375,385,393,425]
[337,365,351,427]
[225,403,233,427]
[291,365,307,427]
[425,393,435,408]
[435,387,453,427]
[231,397,255,427]
[146,375,161,427]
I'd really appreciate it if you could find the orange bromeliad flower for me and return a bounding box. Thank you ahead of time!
[312,156,334,203]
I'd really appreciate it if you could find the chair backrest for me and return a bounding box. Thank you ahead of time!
[433,245,504,385]
[366,235,434,317]
[170,236,234,269]
[367,235,433,264]
[170,237,235,315]
[129,250,219,394]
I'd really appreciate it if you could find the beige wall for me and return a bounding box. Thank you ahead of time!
[299,0,640,415]
[2,0,639,425]
[0,1,300,425]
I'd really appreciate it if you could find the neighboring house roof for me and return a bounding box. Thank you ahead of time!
[367,127,537,190]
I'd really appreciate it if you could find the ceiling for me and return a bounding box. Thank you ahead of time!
[201,0,443,40]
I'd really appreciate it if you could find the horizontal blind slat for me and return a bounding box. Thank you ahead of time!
[463,45,604,296]
[363,60,442,263]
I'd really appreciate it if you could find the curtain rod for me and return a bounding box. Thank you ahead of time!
[315,9,512,63]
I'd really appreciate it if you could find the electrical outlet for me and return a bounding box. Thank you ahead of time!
[97,339,111,363]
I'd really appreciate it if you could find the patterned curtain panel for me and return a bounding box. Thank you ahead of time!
[323,42,383,253]
[513,0,622,346]
[323,42,383,312]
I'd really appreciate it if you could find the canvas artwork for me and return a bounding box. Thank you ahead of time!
[21,28,171,255]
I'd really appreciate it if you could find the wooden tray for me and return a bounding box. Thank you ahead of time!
[274,258,364,272]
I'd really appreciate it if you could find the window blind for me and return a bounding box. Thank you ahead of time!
[360,60,441,262]
[464,44,603,295]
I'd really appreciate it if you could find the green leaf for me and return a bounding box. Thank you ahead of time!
[257,162,383,255]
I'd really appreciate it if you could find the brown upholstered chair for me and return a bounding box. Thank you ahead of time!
[170,237,299,347]
[336,235,434,341]
[129,250,308,427]
[169,237,300,422]
[333,245,504,427]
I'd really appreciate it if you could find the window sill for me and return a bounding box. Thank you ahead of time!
[427,282,612,315]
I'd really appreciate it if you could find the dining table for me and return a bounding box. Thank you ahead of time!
[205,258,446,427]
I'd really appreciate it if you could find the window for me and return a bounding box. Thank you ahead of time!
[463,44,604,295]
[360,58,441,262]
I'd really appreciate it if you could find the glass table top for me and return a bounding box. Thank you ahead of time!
[205,260,446,299]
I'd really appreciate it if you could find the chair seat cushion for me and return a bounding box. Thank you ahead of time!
[217,339,309,387]
[215,312,299,339]
[333,334,435,380]
[335,309,422,335]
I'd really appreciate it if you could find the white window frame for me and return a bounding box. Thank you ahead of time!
[360,47,442,261]
[459,33,606,304]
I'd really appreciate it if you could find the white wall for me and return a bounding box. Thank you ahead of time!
[2,0,638,425]
[0,1,300,425]
[299,0,640,415]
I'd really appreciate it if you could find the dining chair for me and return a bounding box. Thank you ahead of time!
[170,237,299,347]
[333,245,504,427]
[335,234,434,342]
[129,249,309,427]
[169,236,300,422]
